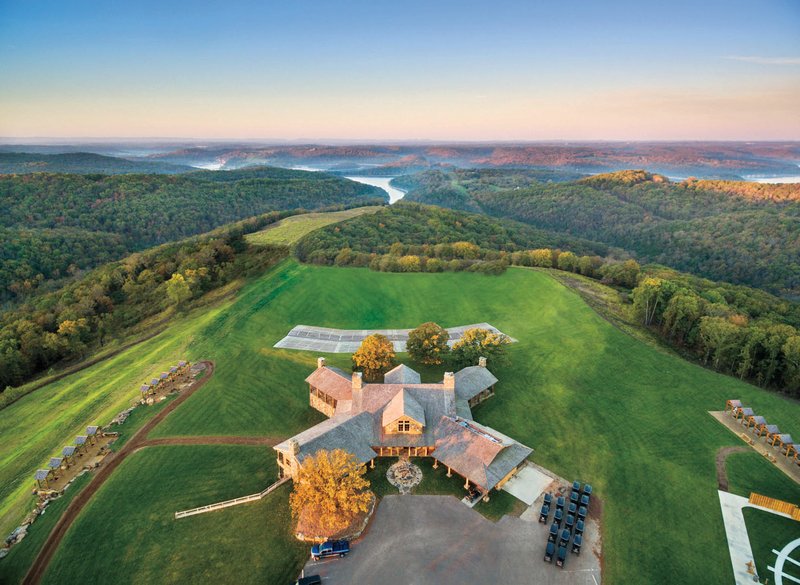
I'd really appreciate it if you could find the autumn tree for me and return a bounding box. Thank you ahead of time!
[289,449,373,534]
[529,249,553,268]
[352,333,396,381]
[450,327,510,369]
[166,273,192,306]
[406,322,450,365]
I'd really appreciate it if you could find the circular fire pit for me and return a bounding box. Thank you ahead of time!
[386,460,422,494]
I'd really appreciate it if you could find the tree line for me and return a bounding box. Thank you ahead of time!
[0,168,385,302]
[400,169,800,296]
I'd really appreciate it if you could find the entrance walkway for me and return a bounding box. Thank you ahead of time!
[274,322,516,353]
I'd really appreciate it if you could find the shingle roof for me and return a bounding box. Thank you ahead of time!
[62,446,76,457]
[306,366,353,401]
[383,364,421,385]
[275,412,376,465]
[777,434,794,444]
[35,469,50,481]
[433,416,533,491]
[454,366,498,401]
[749,416,767,426]
[382,389,426,427]
[86,425,99,435]
[765,425,781,434]
[75,436,87,445]
[49,457,63,469]
[739,407,755,417]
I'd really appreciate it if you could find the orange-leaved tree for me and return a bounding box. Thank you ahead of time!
[352,333,395,381]
[289,449,373,533]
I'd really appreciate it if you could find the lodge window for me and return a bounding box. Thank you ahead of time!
[277,451,284,464]
[397,420,411,432]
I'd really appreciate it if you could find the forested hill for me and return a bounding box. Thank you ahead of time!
[0,152,194,174]
[401,169,800,296]
[0,168,386,301]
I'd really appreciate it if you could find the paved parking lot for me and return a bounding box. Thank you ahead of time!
[302,495,602,585]
[274,323,515,353]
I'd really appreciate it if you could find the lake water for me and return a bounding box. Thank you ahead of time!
[345,176,406,203]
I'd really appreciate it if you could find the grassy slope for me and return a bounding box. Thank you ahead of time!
[245,206,381,246]
[4,262,800,584]
[40,446,308,585]
[0,307,223,537]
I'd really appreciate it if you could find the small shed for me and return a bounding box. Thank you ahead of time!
[773,434,794,449]
[48,457,63,471]
[140,384,151,396]
[725,399,742,412]
[747,415,766,430]
[784,443,798,458]
[150,378,160,387]
[62,445,77,466]
[86,425,99,443]
[34,469,52,489]
[758,424,780,438]
[75,435,88,453]
[736,407,754,421]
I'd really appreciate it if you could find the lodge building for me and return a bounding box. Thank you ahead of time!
[275,357,532,497]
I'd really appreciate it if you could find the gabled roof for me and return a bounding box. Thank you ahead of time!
[274,412,376,465]
[383,364,421,385]
[35,469,50,481]
[382,389,426,428]
[749,416,766,425]
[433,416,533,491]
[776,434,794,444]
[62,446,76,457]
[454,366,498,401]
[49,457,63,469]
[306,366,353,401]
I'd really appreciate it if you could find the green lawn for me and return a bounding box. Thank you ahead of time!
[365,457,467,499]
[245,206,380,246]
[4,262,800,584]
[742,509,800,582]
[0,306,223,538]
[40,445,308,585]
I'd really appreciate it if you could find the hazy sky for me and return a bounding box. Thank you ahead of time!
[1,0,799,140]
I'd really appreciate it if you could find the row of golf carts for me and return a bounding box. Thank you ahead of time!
[539,480,592,568]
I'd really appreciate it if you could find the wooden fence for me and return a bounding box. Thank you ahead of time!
[749,492,800,520]
[175,477,289,519]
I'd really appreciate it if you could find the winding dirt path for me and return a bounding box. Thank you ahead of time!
[21,360,278,585]
[716,446,750,491]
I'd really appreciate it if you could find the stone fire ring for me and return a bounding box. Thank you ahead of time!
[387,460,422,494]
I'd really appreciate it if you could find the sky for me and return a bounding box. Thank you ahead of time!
[0,0,798,141]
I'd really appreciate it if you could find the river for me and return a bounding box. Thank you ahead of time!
[344,176,406,203]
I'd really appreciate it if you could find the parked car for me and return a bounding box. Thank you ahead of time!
[580,493,590,507]
[311,540,350,560]
[565,514,575,532]
[543,492,553,506]
[572,480,581,492]
[583,484,593,496]
[556,496,565,513]
[296,576,322,585]
[539,504,550,523]
[572,534,583,555]
[554,508,563,526]
[559,529,571,548]
[556,546,568,567]
[570,491,579,504]
[575,519,585,536]
[578,505,587,520]
[568,502,577,515]
[548,522,559,543]
[544,541,556,562]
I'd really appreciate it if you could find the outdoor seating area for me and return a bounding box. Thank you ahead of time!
[539,480,592,569]
[138,360,192,403]
[33,424,108,490]
[725,400,799,466]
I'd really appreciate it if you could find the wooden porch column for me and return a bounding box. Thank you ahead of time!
[446,466,451,478]
[370,459,375,469]
[464,478,470,489]
[432,459,438,469]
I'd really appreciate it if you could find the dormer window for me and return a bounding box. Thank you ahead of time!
[397,420,411,433]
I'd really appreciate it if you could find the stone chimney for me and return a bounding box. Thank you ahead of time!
[317,357,326,369]
[352,371,363,390]
[288,439,300,457]
[478,356,487,368]
[443,372,455,390]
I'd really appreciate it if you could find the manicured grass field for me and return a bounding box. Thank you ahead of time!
[742,508,800,582]
[245,206,380,246]
[40,445,308,585]
[0,308,222,538]
[5,261,800,584]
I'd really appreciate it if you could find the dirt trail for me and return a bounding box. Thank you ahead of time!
[716,446,750,491]
[22,360,261,585]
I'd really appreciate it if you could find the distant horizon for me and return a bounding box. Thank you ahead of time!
[1,0,798,140]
